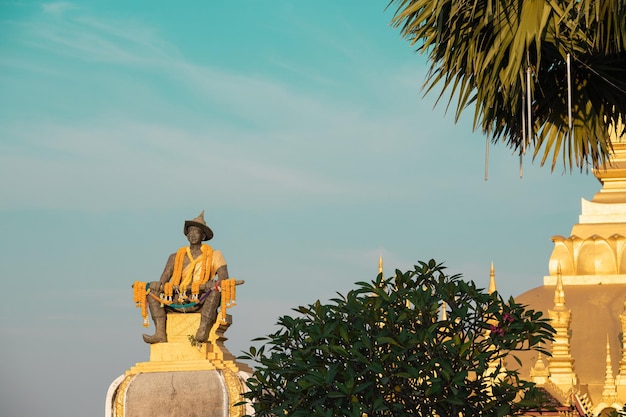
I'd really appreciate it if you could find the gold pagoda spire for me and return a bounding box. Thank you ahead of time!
[553,264,566,308]
[378,256,383,279]
[548,266,577,390]
[529,351,549,385]
[602,335,618,403]
[484,262,506,385]
[440,301,448,321]
[488,261,496,294]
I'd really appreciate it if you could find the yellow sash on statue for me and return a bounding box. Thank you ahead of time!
[171,244,214,297]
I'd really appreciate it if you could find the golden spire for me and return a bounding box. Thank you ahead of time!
[548,262,576,390]
[602,335,618,403]
[378,256,384,279]
[529,351,550,385]
[440,301,448,321]
[535,352,547,370]
[488,261,496,294]
[554,263,566,308]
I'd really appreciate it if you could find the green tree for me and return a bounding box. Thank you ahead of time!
[389,0,626,171]
[240,260,555,417]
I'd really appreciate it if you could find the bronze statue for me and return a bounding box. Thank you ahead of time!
[142,211,229,344]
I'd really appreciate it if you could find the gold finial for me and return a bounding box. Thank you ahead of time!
[488,261,496,294]
[378,256,384,279]
[441,301,448,320]
[602,334,618,402]
[554,263,566,308]
[529,349,549,383]
[534,352,546,370]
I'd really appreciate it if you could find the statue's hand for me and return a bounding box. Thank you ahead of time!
[149,281,162,293]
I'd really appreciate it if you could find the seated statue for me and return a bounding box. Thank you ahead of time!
[142,211,230,344]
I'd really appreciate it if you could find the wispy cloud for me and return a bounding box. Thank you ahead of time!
[41,2,77,15]
[10,4,427,132]
[19,17,162,66]
[0,120,371,210]
[1,3,490,213]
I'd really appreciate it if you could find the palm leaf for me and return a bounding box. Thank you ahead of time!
[389,0,626,171]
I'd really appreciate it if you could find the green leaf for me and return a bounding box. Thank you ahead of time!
[241,258,555,415]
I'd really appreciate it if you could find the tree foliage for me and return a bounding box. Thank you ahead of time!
[240,260,555,417]
[389,0,626,171]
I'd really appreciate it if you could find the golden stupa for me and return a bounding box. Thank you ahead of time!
[515,125,626,416]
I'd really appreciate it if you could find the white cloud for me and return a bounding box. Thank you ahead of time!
[1,7,451,211]
[0,120,371,210]
[4,2,560,215]
[41,2,77,15]
[10,5,427,137]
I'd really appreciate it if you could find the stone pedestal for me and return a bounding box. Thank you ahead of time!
[106,313,252,417]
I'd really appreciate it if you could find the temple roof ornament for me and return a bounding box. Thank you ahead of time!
[530,352,550,385]
[547,272,577,390]
[553,265,566,309]
[488,261,496,294]
[546,120,626,285]
[602,335,618,404]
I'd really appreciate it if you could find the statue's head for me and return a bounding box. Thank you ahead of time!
[183,210,213,241]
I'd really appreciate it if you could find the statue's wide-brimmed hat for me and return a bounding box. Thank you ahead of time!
[184,210,213,241]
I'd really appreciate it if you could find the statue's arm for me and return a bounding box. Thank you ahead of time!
[215,265,229,281]
[213,250,229,282]
[159,253,176,284]
[149,253,176,292]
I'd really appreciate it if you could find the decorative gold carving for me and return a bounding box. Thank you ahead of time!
[113,373,136,417]
[223,368,246,417]
[549,234,626,276]
[547,136,626,283]
[166,312,200,341]
[541,379,571,406]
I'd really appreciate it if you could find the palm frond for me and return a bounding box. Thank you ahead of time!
[390,0,626,171]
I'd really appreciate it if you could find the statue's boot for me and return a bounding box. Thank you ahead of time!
[142,318,166,344]
[194,312,215,343]
[195,290,220,343]
[142,297,167,344]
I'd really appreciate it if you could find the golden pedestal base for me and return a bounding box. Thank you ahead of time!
[108,313,253,417]
[128,313,251,374]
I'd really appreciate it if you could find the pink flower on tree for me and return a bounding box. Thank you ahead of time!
[490,324,505,337]
[502,313,514,323]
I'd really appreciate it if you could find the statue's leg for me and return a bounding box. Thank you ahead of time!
[195,290,220,343]
[142,296,167,344]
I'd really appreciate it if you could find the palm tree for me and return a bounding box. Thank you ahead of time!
[389,0,626,171]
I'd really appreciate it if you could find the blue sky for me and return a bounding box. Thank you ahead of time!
[0,2,600,416]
